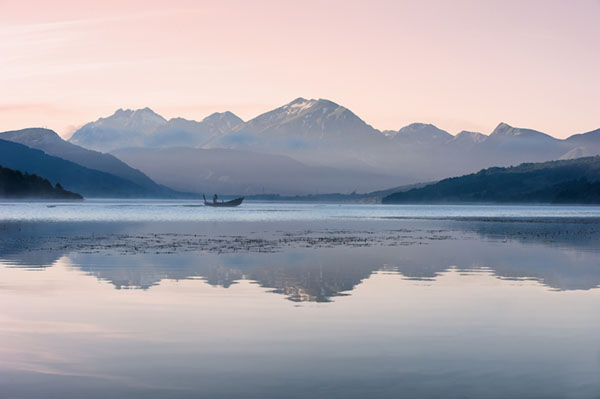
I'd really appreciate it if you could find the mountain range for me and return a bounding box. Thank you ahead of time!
[70,108,243,152]
[1,98,598,197]
[64,98,600,194]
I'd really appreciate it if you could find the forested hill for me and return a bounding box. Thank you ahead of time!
[0,165,82,200]
[382,156,600,204]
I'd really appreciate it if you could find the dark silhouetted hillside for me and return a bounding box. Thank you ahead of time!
[0,128,181,196]
[0,165,82,199]
[382,156,600,204]
[0,139,156,198]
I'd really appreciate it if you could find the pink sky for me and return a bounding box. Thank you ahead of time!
[1,0,599,139]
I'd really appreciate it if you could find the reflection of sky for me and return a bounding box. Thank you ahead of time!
[1,258,599,398]
[7,230,600,294]
[2,214,600,294]
[2,207,600,397]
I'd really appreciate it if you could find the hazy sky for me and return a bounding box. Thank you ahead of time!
[1,0,598,139]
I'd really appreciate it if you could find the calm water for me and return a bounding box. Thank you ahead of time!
[1,199,600,222]
[1,201,599,398]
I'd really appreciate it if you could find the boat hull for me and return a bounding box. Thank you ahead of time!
[203,197,244,207]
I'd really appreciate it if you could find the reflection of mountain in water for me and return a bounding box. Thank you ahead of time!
[1,219,599,300]
[69,249,377,302]
[452,217,600,290]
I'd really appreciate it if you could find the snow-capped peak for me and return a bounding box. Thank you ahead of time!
[92,107,167,134]
[284,98,318,115]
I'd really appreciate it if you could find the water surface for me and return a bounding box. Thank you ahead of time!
[1,201,599,398]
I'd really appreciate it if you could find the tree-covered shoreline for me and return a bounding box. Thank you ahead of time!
[0,165,83,200]
[383,156,600,204]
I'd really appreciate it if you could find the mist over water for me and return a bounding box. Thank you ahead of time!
[1,201,599,398]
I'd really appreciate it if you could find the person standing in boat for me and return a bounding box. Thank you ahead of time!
[213,194,218,204]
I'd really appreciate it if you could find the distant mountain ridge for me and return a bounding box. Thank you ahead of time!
[70,108,243,152]
[69,99,599,152]
[489,122,556,140]
[229,97,379,141]
[64,98,600,194]
[391,123,453,144]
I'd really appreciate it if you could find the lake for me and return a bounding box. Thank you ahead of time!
[1,201,599,398]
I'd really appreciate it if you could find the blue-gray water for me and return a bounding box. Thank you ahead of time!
[1,201,599,398]
[2,199,600,222]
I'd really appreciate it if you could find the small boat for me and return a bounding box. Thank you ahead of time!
[203,194,244,207]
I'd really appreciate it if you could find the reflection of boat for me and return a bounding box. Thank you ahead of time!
[203,194,244,207]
